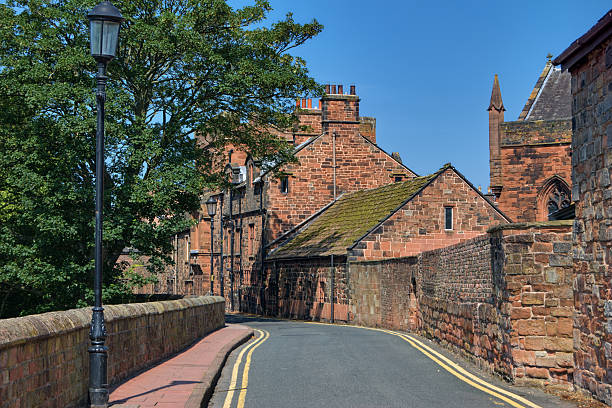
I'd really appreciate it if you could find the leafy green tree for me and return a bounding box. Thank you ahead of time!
[0,0,322,317]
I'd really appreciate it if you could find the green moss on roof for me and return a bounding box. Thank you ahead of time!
[270,167,448,259]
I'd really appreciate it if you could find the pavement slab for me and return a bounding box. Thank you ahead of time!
[109,323,253,408]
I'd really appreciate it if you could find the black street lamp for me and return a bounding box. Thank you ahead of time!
[206,196,217,295]
[87,2,123,407]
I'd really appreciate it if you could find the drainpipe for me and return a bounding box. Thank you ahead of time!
[346,256,350,322]
[330,254,335,323]
[259,182,266,315]
[174,234,178,294]
[229,188,235,311]
[219,195,224,299]
[238,191,243,312]
[332,131,337,200]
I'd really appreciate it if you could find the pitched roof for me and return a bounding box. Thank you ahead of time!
[554,9,612,71]
[518,61,571,121]
[268,167,446,259]
[488,74,505,111]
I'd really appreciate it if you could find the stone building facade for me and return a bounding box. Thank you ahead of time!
[555,9,612,404]
[151,85,417,307]
[488,60,573,222]
[263,164,509,320]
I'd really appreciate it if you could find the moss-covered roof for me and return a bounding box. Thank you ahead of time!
[269,167,447,259]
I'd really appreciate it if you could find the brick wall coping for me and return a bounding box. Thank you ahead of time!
[349,255,418,265]
[0,296,224,350]
[487,220,573,233]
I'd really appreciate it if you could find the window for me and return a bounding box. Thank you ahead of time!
[280,176,289,194]
[248,224,255,256]
[444,207,453,230]
[546,182,570,215]
[394,176,403,183]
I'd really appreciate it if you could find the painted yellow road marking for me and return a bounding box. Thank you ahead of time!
[305,321,541,408]
[222,329,266,408]
[395,331,541,408]
[237,329,270,408]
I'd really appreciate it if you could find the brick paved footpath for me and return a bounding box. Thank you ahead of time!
[109,324,253,408]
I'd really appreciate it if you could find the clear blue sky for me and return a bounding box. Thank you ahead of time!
[234,1,610,190]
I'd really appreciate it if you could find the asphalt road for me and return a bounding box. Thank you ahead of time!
[209,315,577,408]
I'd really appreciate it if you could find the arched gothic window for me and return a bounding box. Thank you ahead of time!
[546,181,570,215]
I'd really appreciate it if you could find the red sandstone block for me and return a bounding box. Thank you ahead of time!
[550,307,573,317]
[512,349,536,365]
[556,353,574,367]
[522,292,545,306]
[536,356,558,368]
[526,366,550,379]
[517,320,546,336]
[557,318,573,336]
[544,337,573,352]
[524,336,544,350]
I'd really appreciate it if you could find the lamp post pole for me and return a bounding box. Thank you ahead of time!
[210,217,215,295]
[86,3,123,407]
[90,58,109,408]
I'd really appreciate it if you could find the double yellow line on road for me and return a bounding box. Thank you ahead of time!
[307,322,541,408]
[223,329,270,408]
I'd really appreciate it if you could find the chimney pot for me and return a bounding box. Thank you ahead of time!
[325,84,330,94]
[338,85,343,94]
[318,100,322,110]
[301,99,306,108]
[308,99,312,109]
[296,99,300,108]
[350,85,356,95]
[331,85,337,94]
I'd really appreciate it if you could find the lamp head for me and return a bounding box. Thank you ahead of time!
[88,1,124,63]
[206,196,217,217]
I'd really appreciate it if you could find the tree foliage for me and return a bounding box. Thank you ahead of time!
[0,0,322,317]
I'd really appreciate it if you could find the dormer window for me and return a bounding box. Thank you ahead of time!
[280,176,289,194]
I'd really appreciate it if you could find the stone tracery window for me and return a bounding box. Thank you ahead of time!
[546,181,570,215]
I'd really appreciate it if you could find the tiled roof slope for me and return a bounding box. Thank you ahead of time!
[269,168,445,259]
[518,61,571,121]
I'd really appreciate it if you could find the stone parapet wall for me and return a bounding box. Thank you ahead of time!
[494,223,574,387]
[500,119,572,146]
[0,296,225,408]
[349,222,573,388]
[419,296,512,378]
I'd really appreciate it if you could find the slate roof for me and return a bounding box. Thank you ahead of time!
[518,61,571,121]
[268,167,447,259]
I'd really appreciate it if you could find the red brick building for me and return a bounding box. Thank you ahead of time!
[488,59,573,222]
[137,85,417,304]
[554,10,612,405]
[263,164,509,320]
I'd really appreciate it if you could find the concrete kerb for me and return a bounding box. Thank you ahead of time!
[185,326,254,408]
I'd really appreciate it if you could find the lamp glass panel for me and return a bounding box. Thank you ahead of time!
[89,20,103,56]
[101,21,120,57]
[207,200,217,217]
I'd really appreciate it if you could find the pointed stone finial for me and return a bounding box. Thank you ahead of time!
[488,74,505,111]
[546,53,553,63]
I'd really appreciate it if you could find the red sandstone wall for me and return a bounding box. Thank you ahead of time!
[263,257,349,322]
[0,297,225,408]
[265,130,413,241]
[349,223,574,387]
[496,120,572,222]
[570,35,612,404]
[357,168,507,259]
